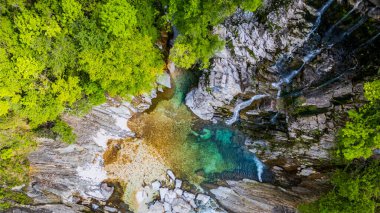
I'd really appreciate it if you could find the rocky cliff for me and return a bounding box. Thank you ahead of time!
[186,0,380,203]
[8,0,380,212]
[25,91,157,212]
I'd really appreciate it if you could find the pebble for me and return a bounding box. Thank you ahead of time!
[160,188,169,201]
[148,201,165,213]
[164,202,172,212]
[104,206,118,213]
[164,190,177,204]
[167,170,176,180]
[175,179,182,188]
[174,188,183,196]
[171,198,192,213]
[182,191,196,202]
[91,203,99,210]
[196,194,210,205]
[151,181,161,190]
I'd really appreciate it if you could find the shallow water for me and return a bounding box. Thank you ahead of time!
[128,69,270,184]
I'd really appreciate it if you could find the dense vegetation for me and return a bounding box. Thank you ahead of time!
[165,0,262,68]
[0,0,378,211]
[0,0,164,128]
[0,0,164,208]
[299,78,380,213]
[299,160,380,213]
[337,80,380,160]
[0,0,263,209]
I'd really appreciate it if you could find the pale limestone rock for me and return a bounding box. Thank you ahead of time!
[152,181,161,191]
[148,202,165,213]
[196,194,210,206]
[167,170,176,181]
[175,179,182,188]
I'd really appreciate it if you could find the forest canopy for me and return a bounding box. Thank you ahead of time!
[164,0,262,68]
[0,0,166,128]
[0,0,263,209]
[0,0,263,128]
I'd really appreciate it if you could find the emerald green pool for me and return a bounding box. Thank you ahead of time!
[131,69,271,183]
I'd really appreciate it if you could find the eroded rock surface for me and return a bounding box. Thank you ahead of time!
[27,90,158,210]
[210,179,305,213]
[186,0,379,195]
[186,0,314,120]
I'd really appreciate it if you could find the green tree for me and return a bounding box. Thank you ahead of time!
[99,0,137,38]
[338,80,380,160]
[0,0,165,208]
[163,0,262,68]
[299,160,380,213]
[300,79,380,212]
[52,119,76,144]
[0,128,35,210]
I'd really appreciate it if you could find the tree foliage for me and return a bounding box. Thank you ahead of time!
[299,160,380,213]
[0,126,36,210]
[338,80,380,160]
[52,119,76,144]
[0,0,164,128]
[0,0,164,208]
[162,0,262,68]
[300,79,380,213]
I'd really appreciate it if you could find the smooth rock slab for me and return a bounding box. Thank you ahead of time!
[167,170,176,180]
[151,181,161,191]
[148,201,165,213]
[157,72,172,88]
[172,198,193,213]
[160,188,169,202]
[196,194,210,206]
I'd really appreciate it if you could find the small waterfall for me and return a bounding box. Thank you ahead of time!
[354,32,380,52]
[227,0,369,126]
[271,11,367,96]
[306,0,335,39]
[323,0,362,40]
[272,61,307,91]
[329,16,368,47]
[283,49,323,84]
[253,155,264,182]
[303,48,322,63]
[284,64,305,84]
[225,95,268,125]
[270,112,279,124]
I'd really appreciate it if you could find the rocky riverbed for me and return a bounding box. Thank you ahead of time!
[7,0,380,212]
[186,0,380,191]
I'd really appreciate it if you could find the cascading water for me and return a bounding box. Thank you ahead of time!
[272,0,370,99]
[323,0,363,40]
[226,0,337,125]
[223,0,376,137]
[354,32,380,52]
[225,94,268,125]
[330,16,368,46]
[253,155,264,182]
[306,0,335,39]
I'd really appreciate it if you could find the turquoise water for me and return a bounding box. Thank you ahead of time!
[189,124,271,182]
[169,70,271,182]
